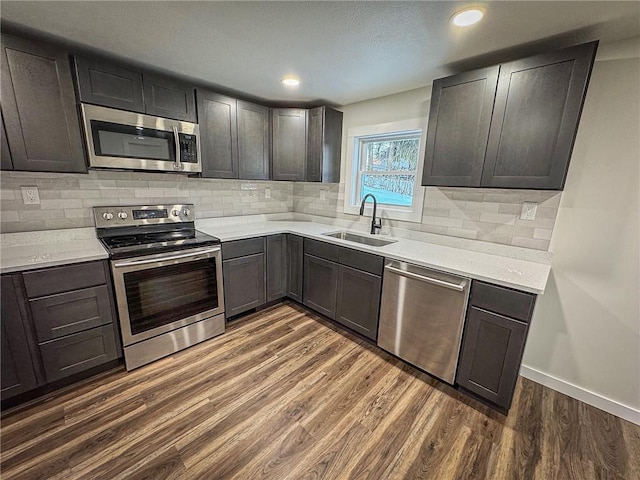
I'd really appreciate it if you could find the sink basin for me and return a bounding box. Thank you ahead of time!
[323,231,397,247]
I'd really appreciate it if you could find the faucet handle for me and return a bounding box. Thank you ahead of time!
[371,218,382,234]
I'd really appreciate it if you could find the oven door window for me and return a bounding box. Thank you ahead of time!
[91,120,176,161]
[123,258,218,335]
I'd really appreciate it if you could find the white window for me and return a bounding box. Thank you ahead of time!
[343,119,426,223]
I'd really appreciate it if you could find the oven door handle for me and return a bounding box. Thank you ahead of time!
[113,246,220,268]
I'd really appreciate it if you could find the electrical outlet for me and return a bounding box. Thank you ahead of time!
[21,186,40,205]
[265,188,271,199]
[520,202,538,220]
[320,190,326,200]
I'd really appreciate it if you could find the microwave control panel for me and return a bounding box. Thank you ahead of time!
[179,134,198,164]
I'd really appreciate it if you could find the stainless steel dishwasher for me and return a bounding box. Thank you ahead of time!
[377,260,470,384]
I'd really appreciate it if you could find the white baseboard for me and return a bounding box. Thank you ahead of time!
[520,365,640,426]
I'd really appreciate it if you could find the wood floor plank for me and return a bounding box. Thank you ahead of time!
[1,302,639,480]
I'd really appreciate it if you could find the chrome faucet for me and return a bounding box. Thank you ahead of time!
[359,194,382,234]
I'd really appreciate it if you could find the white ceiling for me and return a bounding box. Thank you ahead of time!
[2,1,639,106]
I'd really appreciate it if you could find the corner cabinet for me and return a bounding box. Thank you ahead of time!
[271,108,307,181]
[422,41,598,190]
[456,281,536,411]
[1,34,86,173]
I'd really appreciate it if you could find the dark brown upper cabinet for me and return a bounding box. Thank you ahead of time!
[73,56,145,113]
[422,41,598,190]
[74,55,196,122]
[421,66,499,187]
[237,100,270,180]
[272,108,307,181]
[1,34,87,173]
[306,106,343,183]
[198,89,238,179]
[482,42,598,189]
[198,91,270,180]
[1,111,13,170]
[143,73,197,122]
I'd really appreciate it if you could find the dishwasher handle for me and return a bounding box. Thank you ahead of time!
[385,265,467,292]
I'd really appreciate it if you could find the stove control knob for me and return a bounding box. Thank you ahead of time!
[102,212,114,220]
[172,209,180,217]
[182,208,191,217]
[118,212,128,220]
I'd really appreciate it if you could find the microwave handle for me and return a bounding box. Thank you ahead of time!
[172,126,182,171]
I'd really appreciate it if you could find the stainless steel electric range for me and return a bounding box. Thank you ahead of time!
[94,204,225,370]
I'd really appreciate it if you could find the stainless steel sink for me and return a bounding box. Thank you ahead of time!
[322,231,397,247]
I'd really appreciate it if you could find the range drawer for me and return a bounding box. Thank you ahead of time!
[470,281,535,323]
[23,261,107,298]
[222,237,265,260]
[29,285,114,342]
[39,324,118,383]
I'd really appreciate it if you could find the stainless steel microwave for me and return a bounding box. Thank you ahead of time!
[81,104,201,173]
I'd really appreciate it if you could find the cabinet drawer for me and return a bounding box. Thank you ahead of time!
[338,247,384,275]
[30,285,114,342]
[304,238,339,262]
[222,238,264,260]
[23,261,107,298]
[39,325,118,383]
[470,281,535,323]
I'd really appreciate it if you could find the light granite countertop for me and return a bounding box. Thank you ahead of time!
[0,228,108,274]
[196,215,552,294]
[0,216,552,294]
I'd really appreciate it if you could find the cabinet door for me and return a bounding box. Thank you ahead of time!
[143,73,197,122]
[456,307,528,410]
[198,90,238,178]
[303,254,338,319]
[482,41,598,189]
[223,253,266,317]
[287,235,304,302]
[336,265,381,341]
[238,100,270,180]
[1,111,12,170]
[73,55,145,113]
[421,66,499,187]
[272,108,306,181]
[266,235,287,301]
[1,275,39,400]
[39,324,118,383]
[307,106,343,183]
[1,34,86,173]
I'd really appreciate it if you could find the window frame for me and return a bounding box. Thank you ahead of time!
[343,118,427,223]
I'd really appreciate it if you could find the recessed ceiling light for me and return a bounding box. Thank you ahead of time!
[452,8,484,27]
[282,77,300,87]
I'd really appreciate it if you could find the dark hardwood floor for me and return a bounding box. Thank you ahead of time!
[1,302,639,479]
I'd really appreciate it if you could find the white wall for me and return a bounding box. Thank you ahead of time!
[522,37,640,423]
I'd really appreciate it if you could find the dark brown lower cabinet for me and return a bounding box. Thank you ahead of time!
[1,275,40,401]
[266,235,287,302]
[39,325,118,383]
[223,253,266,317]
[286,235,304,302]
[303,254,338,319]
[456,306,528,410]
[335,265,381,341]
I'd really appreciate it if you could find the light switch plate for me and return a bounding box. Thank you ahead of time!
[320,190,326,200]
[265,188,271,199]
[21,186,40,205]
[520,202,538,220]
